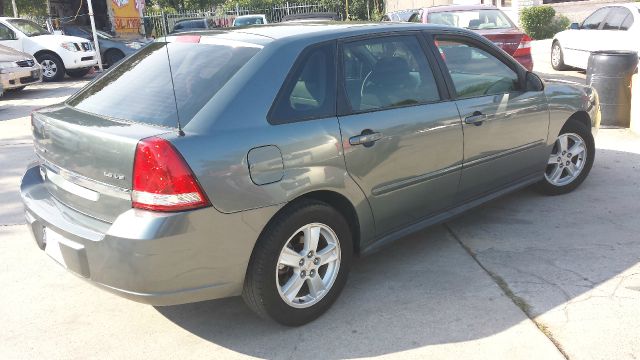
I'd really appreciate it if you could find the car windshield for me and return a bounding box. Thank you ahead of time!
[428,9,514,30]
[7,19,49,36]
[67,40,261,128]
[234,16,264,26]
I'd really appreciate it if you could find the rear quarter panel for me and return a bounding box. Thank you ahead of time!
[174,36,376,244]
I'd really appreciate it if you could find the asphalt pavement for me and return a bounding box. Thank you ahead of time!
[0,43,638,360]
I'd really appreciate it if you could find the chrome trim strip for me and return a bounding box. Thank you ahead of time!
[372,164,462,196]
[463,141,544,169]
[45,168,100,202]
[38,156,132,201]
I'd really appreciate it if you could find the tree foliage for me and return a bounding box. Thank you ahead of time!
[520,6,569,40]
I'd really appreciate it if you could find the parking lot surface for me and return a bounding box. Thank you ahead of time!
[1,45,639,359]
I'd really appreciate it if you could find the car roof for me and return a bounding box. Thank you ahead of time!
[235,14,266,18]
[189,22,457,44]
[422,4,499,12]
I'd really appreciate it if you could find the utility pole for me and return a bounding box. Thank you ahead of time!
[86,0,103,71]
[345,0,349,20]
[11,0,17,17]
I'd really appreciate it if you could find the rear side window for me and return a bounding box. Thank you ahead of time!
[67,41,260,128]
[269,43,336,124]
[602,7,632,30]
[341,35,440,113]
[621,12,634,30]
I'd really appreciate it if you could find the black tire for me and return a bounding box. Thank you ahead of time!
[243,199,353,326]
[66,68,91,79]
[105,49,125,68]
[535,118,595,195]
[36,53,65,82]
[551,41,569,71]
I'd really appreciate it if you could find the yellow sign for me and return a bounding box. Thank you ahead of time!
[111,0,143,34]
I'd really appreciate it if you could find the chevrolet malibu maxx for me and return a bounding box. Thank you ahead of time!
[21,23,600,326]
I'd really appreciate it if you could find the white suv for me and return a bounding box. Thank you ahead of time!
[0,17,98,81]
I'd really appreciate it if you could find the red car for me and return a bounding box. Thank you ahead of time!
[408,5,533,71]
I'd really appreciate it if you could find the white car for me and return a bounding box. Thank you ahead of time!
[232,14,268,27]
[0,17,98,81]
[552,3,640,70]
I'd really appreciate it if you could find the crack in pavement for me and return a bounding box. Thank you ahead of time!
[444,223,570,360]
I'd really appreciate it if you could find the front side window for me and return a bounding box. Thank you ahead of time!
[428,9,514,30]
[620,12,634,30]
[582,8,609,29]
[0,24,15,40]
[269,43,336,124]
[435,37,519,98]
[341,35,440,113]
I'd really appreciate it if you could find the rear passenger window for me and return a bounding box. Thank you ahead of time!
[269,43,336,124]
[621,14,634,30]
[341,35,440,113]
[435,37,519,98]
[602,7,632,30]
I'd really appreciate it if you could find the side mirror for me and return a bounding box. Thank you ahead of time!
[526,72,544,92]
[570,22,580,30]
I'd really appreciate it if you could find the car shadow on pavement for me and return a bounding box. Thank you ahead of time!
[157,147,640,358]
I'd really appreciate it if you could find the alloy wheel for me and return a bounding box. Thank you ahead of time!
[545,133,587,186]
[41,59,57,79]
[551,44,561,67]
[276,223,341,308]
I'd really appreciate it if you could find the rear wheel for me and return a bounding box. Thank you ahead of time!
[535,119,595,195]
[37,54,65,82]
[243,200,352,326]
[66,68,91,78]
[551,41,569,71]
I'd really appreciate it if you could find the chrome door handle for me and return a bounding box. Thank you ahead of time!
[349,132,383,147]
[464,112,487,126]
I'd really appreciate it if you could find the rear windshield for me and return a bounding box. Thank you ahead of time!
[428,9,514,30]
[67,40,260,128]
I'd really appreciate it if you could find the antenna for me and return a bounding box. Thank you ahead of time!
[163,38,185,136]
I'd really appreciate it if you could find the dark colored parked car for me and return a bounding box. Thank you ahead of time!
[62,25,145,67]
[171,18,218,33]
[408,5,533,70]
[22,23,599,326]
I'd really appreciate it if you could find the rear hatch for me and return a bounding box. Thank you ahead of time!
[32,37,261,222]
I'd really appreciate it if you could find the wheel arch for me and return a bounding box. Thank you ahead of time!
[565,110,591,131]
[34,50,64,65]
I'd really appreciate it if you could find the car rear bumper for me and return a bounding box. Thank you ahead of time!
[21,164,279,306]
[514,54,533,72]
[1,67,42,89]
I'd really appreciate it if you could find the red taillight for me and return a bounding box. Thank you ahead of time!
[132,137,210,212]
[513,34,532,57]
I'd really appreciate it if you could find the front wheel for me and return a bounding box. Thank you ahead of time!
[243,200,352,326]
[37,54,65,82]
[535,119,595,195]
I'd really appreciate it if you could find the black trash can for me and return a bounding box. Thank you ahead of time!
[586,50,638,127]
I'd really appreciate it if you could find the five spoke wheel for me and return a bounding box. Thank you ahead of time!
[545,133,587,187]
[276,223,341,308]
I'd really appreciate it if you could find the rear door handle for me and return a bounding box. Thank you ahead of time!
[349,131,383,147]
[464,112,487,126]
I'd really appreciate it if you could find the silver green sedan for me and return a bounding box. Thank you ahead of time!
[21,23,600,326]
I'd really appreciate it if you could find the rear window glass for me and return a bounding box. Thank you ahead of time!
[428,9,514,30]
[67,41,260,128]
